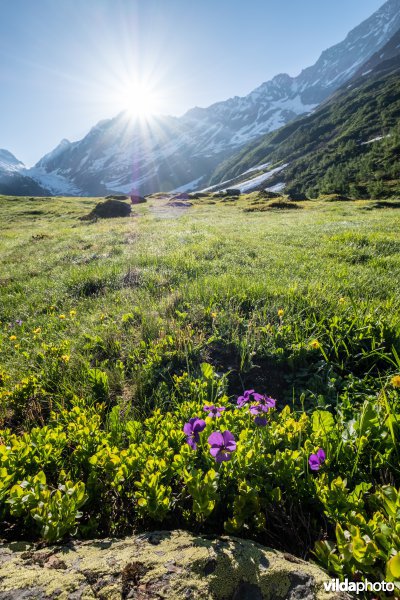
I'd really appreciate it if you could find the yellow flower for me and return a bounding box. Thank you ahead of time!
[100,313,106,321]
[211,312,217,318]
[59,314,66,319]
[339,297,346,304]
[391,375,400,388]
[61,355,70,363]
[14,344,20,349]
[69,310,77,317]
[310,339,320,350]
[33,327,41,334]
[277,309,284,318]
[9,335,17,341]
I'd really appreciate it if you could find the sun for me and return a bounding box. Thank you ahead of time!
[121,83,160,119]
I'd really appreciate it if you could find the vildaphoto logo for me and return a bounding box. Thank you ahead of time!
[323,578,396,594]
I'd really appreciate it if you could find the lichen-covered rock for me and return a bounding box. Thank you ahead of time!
[0,530,349,599]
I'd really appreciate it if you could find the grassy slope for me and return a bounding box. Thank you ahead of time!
[1,194,399,414]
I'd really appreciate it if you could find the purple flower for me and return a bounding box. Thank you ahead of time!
[203,405,226,418]
[249,404,269,427]
[208,430,236,463]
[237,389,255,407]
[237,390,276,410]
[183,417,206,450]
[15,319,23,326]
[249,405,268,426]
[309,448,326,471]
[259,396,276,409]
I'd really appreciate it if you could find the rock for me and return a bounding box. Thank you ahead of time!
[0,530,348,599]
[225,189,241,196]
[172,192,191,200]
[81,199,131,220]
[167,200,193,207]
[130,194,146,204]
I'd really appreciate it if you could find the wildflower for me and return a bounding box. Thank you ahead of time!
[310,339,320,350]
[15,319,23,326]
[183,417,206,450]
[237,389,256,407]
[309,448,326,471]
[61,355,70,363]
[211,312,217,318]
[339,297,345,304]
[33,327,41,334]
[208,430,236,463]
[59,314,66,319]
[9,335,17,341]
[391,375,400,388]
[203,405,226,418]
[237,390,276,409]
[69,310,77,317]
[249,405,268,426]
[277,309,284,318]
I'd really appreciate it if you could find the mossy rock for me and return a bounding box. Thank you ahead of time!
[0,530,348,599]
[81,199,132,220]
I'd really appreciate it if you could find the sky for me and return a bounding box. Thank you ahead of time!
[0,0,385,166]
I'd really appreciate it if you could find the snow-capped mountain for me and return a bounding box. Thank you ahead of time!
[3,0,400,197]
[0,149,51,196]
[0,149,24,174]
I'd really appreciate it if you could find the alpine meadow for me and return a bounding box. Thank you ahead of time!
[0,1,400,599]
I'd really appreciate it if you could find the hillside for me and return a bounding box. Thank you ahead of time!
[209,33,400,198]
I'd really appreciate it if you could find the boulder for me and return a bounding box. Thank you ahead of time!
[81,199,131,220]
[130,194,146,204]
[225,189,241,196]
[0,530,348,599]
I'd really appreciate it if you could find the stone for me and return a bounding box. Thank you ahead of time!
[81,199,131,220]
[0,530,349,599]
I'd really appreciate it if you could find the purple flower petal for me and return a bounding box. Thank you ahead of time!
[208,431,224,447]
[183,423,193,436]
[192,419,206,433]
[317,448,326,462]
[209,446,221,457]
[222,430,236,451]
[309,454,321,471]
[215,451,231,463]
[186,436,197,450]
[254,417,267,426]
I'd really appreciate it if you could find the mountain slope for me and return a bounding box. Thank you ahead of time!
[208,31,400,198]
[0,150,50,196]
[22,0,400,197]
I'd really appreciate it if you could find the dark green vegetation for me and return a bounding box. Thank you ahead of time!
[211,59,400,199]
[1,194,400,588]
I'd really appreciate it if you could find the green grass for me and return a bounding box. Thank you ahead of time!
[1,194,400,585]
[1,194,399,416]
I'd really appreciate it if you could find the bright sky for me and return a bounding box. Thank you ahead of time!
[0,0,384,166]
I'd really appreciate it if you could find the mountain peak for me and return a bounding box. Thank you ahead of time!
[0,149,24,172]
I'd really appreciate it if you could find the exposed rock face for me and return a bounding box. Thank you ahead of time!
[0,530,348,599]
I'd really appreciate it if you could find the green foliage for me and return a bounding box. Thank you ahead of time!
[7,471,86,542]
